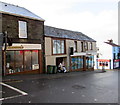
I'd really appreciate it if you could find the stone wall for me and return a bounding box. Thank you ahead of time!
[2,13,44,44]
[2,13,45,73]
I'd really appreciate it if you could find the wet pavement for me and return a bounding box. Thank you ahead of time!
[1,70,119,104]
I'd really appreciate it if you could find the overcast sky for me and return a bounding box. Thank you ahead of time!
[1,0,119,59]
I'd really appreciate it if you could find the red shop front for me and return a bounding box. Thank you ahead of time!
[96,59,111,70]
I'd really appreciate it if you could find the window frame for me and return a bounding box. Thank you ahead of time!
[84,42,88,51]
[90,42,93,50]
[52,38,66,55]
[74,41,77,52]
[5,50,39,74]
[18,20,27,38]
[81,42,84,52]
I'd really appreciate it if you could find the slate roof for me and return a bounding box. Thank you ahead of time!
[44,25,96,42]
[0,1,44,21]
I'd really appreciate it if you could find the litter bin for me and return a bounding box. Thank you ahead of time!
[47,65,53,74]
[53,66,57,74]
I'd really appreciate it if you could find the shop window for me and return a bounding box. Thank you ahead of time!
[15,51,23,72]
[6,50,39,74]
[24,50,32,70]
[18,21,27,38]
[71,56,83,70]
[86,56,94,68]
[32,50,39,70]
[6,51,15,74]
[53,39,65,54]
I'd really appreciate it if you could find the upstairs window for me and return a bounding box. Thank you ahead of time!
[53,39,65,54]
[74,41,77,52]
[81,42,84,52]
[90,42,93,50]
[84,42,88,51]
[18,21,27,38]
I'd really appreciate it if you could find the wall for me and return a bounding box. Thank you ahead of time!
[0,13,2,76]
[2,13,45,73]
[45,37,97,71]
[2,13,44,44]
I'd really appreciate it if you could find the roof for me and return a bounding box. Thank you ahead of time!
[0,1,45,21]
[104,42,120,47]
[44,25,96,42]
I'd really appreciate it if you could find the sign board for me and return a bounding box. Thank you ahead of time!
[3,44,41,50]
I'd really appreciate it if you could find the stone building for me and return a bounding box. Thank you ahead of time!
[44,26,97,72]
[0,2,45,75]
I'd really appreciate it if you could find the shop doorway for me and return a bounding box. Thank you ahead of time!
[56,57,67,70]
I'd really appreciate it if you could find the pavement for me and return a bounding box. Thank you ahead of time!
[1,69,119,104]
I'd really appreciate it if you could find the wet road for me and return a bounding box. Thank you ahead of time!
[1,70,119,104]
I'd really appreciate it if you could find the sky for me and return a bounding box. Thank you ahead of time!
[1,0,119,59]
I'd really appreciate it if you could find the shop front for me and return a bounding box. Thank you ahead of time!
[70,55,94,71]
[70,56,84,71]
[113,59,120,69]
[85,56,94,70]
[3,44,42,75]
[96,59,111,70]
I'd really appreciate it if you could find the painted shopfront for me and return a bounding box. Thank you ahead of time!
[113,46,120,69]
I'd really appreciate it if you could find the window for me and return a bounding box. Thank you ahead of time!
[119,47,120,52]
[74,41,77,52]
[71,56,83,70]
[6,50,39,74]
[113,53,118,60]
[18,21,27,38]
[90,42,93,50]
[81,42,84,52]
[86,56,94,68]
[84,42,88,51]
[118,53,120,59]
[53,39,65,54]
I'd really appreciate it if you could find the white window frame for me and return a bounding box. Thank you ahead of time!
[18,21,27,38]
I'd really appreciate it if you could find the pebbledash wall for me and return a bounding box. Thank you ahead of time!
[45,26,97,72]
[1,2,45,75]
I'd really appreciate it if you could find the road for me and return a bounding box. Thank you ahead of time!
[1,70,119,104]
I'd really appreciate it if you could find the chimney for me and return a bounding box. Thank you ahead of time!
[108,39,113,43]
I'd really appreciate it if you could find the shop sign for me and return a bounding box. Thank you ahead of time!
[114,59,120,62]
[7,46,24,50]
[5,44,41,50]
[114,62,119,68]
[97,59,110,62]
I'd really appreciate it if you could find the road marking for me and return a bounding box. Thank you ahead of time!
[0,82,28,95]
[0,94,23,101]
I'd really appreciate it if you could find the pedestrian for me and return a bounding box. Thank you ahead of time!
[62,61,67,73]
